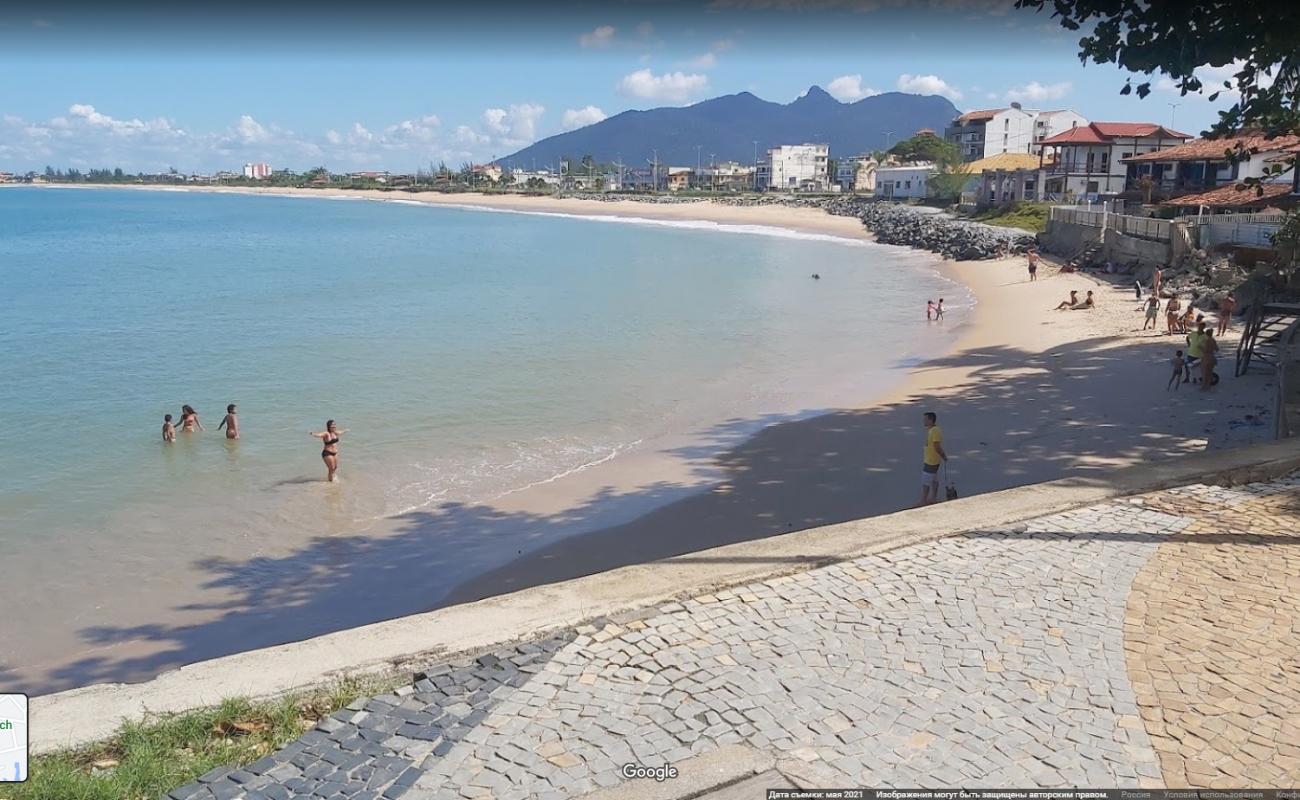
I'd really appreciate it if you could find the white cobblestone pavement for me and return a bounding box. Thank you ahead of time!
[170,475,1300,800]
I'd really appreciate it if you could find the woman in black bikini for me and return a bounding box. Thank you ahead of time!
[310,420,348,482]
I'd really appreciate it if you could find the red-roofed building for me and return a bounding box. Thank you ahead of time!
[1121,132,1299,201]
[1036,122,1192,200]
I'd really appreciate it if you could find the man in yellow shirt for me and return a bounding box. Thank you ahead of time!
[1184,320,1206,384]
[920,411,948,506]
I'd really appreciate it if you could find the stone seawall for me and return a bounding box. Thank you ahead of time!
[558,192,1038,261]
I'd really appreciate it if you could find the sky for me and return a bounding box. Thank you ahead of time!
[0,0,1242,174]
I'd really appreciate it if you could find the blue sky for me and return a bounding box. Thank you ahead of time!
[0,1,1239,173]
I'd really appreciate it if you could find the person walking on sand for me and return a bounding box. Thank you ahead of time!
[1164,295,1181,335]
[217,404,240,440]
[1027,249,1039,281]
[1218,293,1236,336]
[1200,329,1219,391]
[178,404,203,432]
[1184,320,1206,384]
[310,420,348,482]
[1168,350,1185,391]
[162,414,176,442]
[918,411,948,507]
[1141,295,1160,330]
[1153,266,1164,298]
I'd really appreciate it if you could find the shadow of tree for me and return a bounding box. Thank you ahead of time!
[36,332,1273,693]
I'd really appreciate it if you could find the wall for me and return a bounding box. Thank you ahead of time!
[1103,228,1173,266]
[1040,219,1102,256]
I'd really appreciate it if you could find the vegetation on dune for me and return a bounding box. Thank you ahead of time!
[9,676,391,800]
[967,202,1051,233]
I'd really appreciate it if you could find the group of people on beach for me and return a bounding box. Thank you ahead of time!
[162,405,348,482]
[925,298,945,321]
[1168,319,1221,392]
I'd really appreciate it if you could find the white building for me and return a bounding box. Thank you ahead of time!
[875,163,934,200]
[836,155,878,194]
[1037,121,1192,199]
[1031,110,1089,147]
[242,162,271,179]
[945,105,1038,161]
[759,144,829,192]
[696,161,756,192]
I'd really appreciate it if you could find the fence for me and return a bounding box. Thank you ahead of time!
[1048,206,1172,241]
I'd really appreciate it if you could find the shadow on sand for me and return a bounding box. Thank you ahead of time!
[35,333,1271,693]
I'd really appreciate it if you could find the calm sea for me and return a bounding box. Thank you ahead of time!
[0,187,967,690]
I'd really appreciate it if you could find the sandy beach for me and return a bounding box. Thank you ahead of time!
[7,183,1278,690]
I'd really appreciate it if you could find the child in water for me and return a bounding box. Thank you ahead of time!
[926,299,936,320]
[218,404,240,440]
[1167,351,1185,391]
[935,298,945,319]
[162,414,176,442]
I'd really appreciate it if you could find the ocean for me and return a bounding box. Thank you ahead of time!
[0,186,968,691]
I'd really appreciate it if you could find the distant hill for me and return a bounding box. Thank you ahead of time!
[499,86,961,169]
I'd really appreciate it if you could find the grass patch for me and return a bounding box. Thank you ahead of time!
[8,676,394,800]
[968,201,1051,233]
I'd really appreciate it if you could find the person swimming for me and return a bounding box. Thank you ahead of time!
[310,419,348,482]
[178,404,204,432]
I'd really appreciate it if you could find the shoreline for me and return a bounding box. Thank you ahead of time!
[6,183,1278,693]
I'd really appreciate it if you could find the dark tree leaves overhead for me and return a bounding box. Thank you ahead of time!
[1016,0,1300,194]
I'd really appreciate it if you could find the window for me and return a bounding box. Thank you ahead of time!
[1121,152,1132,159]
[905,180,911,189]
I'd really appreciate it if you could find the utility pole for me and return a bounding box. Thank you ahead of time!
[1167,102,1180,128]
[752,140,759,192]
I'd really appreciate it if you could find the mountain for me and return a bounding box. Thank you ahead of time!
[499,86,961,169]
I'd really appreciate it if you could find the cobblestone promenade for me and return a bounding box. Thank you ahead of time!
[170,475,1300,800]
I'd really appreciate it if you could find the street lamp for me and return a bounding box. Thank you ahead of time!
[1167,102,1181,128]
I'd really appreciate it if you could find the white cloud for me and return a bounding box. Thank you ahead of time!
[67,103,185,138]
[350,122,373,143]
[455,125,490,146]
[579,25,616,48]
[827,74,880,102]
[689,52,717,69]
[1004,80,1071,103]
[897,73,963,100]
[617,69,709,103]
[382,115,441,145]
[712,38,736,52]
[562,106,607,131]
[325,130,342,145]
[1154,60,1273,100]
[234,114,269,144]
[480,103,545,145]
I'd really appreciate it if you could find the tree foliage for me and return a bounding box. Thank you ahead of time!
[1016,0,1299,195]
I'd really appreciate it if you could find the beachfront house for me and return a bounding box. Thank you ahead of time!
[1035,121,1191,201]
[758,144,830,192]
[696,161,756,192]
[1122,131,1300,203]
[962,153,1055,207]
[875,163,934,200]
[1032,110,1089,146]
[666,167,692,192]
[242,162,271,179]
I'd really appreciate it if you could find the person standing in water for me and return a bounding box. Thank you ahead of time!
[310,420,348,482]
[218,404,240,440]
[935,298,945,320]
[162,414,176,442]
[179,404,204,432]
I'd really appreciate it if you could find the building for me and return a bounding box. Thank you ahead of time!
[242,162,271,179]
[666,167,692,192]
[1031,110,1089,147]
[507,170,560,189]
[695,161,755,192]
[349,171,393,184]
[835,156,878,194]
[875,163,934,200]
[963,153,1053,206]
[0,172,14,183]
[945,104,1037,161]
[471,164,503,183]
[1122,131,1300,201]
[1036,122,1192,200]
[759,144,829,192]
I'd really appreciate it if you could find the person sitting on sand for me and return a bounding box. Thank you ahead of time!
[1164,296,1181,335]
[162,414,176,443]
[217,403,239,440]
[1054,290,1079,310]
[1070,290,1095,310]
[1141,295,1160,330]
[1178,304,1196,334]
[1168,350,1185,391]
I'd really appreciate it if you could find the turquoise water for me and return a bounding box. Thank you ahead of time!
[0,187,966,689]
